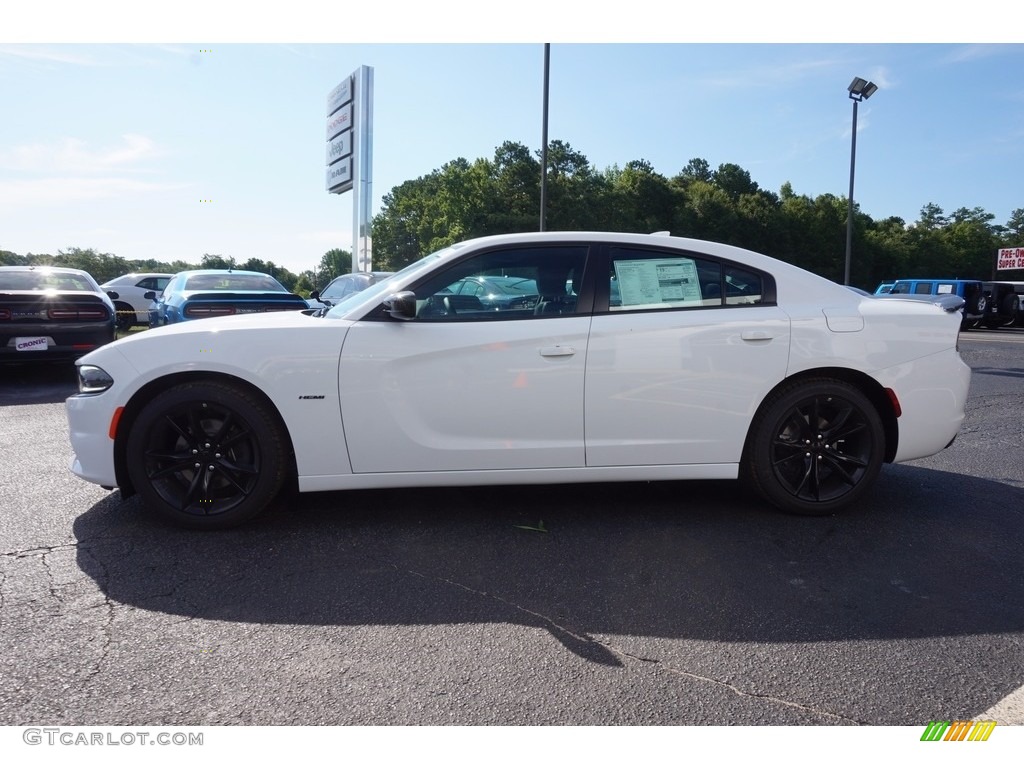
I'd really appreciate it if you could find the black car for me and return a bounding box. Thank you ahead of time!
[0,266,116,362]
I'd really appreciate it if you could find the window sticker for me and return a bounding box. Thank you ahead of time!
[613,259,702,309]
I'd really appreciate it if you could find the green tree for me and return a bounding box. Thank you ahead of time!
[675,157,713,184]
[291,272,314,298]
[201,254,236,270]
[316,248,352,285]
[1002,208,1024,244]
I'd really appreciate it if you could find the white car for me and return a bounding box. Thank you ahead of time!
[100,273,173,330]
[66,231,971,529]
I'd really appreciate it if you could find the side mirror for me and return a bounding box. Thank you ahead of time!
[383,291,417,320]
[310,290,321,301]
[143,291,156,300]
[106,290,120,300]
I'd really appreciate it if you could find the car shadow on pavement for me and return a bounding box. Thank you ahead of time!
[0,363,78,405]
[72,464,1024,717]
[74,465,1023,627]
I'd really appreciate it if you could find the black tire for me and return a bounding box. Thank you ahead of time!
[743,378,885,515]
[1000,294,1019,326]
[114,302,136,331]
[963,285,985,316]
[125,381,287,529]
[960,315,979,331]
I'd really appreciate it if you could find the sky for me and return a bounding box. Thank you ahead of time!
[2,3,1023,277]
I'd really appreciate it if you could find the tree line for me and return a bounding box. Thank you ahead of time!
[370,140,1024,288]
[5,139,1021,292]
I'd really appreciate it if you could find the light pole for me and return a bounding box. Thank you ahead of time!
[540,43,550,232]
[844,76,878,286]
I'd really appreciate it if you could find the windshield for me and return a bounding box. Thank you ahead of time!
[184,273,287,292]
[323,245,459,318]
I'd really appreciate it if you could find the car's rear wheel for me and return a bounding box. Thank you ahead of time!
[125,381,287,529]
[743,379,884,515]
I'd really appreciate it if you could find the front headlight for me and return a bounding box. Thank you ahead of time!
[78,364,114,394]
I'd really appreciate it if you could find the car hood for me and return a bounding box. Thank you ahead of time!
[80,310,349,363]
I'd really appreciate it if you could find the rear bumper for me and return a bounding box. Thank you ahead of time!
[879,347,971,463]
[1,323,115,361]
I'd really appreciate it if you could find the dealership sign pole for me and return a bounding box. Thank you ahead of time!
[326,66,374,272]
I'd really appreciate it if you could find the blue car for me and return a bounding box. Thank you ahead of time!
[146,270,309,326]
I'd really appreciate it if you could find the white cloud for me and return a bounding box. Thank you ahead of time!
[0,177,188,206]
[945,44,1021,64]
[0,134,164,174]
[0,45,101,66]
[700,58,847,90]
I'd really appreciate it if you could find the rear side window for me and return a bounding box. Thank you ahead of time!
[136,277,166,290]
[914,283,934,295]
[607,247,767,311]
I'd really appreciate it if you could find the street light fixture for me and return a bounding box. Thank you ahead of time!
[844,76,878,286]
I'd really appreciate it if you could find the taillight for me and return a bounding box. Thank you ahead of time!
[185,305,236,317]
[48,307,109,320]
[884,387,903,418]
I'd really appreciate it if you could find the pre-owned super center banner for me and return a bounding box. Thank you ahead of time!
[996,247,1024,271]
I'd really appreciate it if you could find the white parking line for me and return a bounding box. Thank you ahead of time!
[960,335,1024,344]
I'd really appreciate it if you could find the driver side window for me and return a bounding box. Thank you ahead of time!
[411,246,588,321]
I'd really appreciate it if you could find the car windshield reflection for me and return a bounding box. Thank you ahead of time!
[323,246,455,319]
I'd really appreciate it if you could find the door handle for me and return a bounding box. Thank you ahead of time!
[540,345,575,357]
[740,330,773,341]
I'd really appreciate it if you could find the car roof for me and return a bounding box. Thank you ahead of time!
[172,269,275,277]
[0,265,94,277]
[103,272,174,280]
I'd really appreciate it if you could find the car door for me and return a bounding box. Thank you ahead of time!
[338,244,593,473]
[585,245,791,467]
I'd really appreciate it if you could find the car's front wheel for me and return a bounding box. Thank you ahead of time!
[743,379,885,515]
[125,381,287,529]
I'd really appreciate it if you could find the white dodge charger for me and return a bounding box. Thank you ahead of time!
[66,232,971,529]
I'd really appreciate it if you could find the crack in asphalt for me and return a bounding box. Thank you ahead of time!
[605,646,866,724]
[76,544,115,682]
[40,550,66,611]
[2,541,118,681]
[390,561,865,724]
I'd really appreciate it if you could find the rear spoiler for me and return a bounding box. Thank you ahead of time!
[874,294,965,313]
[186,292,307,303]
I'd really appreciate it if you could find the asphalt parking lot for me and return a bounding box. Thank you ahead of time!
[1,328,1022,726]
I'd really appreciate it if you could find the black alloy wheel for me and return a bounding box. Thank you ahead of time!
[126,382,286,529]
[744,379,885,515]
